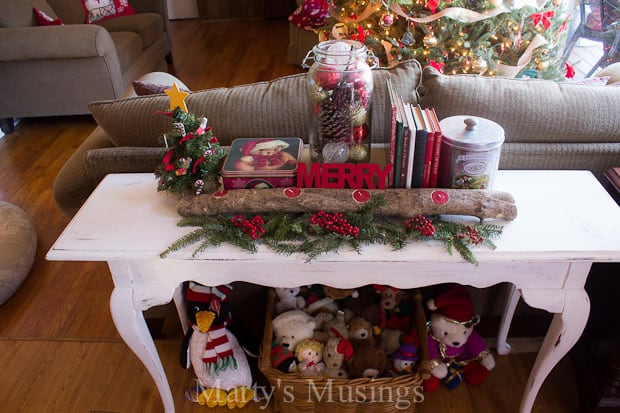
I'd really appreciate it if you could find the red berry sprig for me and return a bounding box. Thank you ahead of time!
[231,215,265,240]
[404,215,436,237]
[309,211,360,238]
[458,225,484,245]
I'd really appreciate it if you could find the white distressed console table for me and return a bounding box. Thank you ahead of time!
[47,170,620,413]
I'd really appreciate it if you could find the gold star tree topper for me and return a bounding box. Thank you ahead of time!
[165,82,189,112]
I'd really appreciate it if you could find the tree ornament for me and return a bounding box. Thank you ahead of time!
[349,143,369,162]
[164,83,189,112]
[331,22,349,40]
[352,124,369,142]
[380,13,394,28]
[350,104,368,126]
[423,34,438,47]
[472,58,488,74]
[308,84,331,103]
[400,31,415,46]
[322,141,350,163]
[537,59,549,70]
[314,67,342,90]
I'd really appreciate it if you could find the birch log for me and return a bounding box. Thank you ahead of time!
[177,188,517,221]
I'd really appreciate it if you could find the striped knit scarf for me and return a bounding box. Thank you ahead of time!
[202,324,237,373]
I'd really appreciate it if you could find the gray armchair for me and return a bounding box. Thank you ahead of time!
[0,0,172,133]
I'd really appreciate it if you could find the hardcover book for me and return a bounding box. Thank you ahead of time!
[411,105,428,188]
[428,108,443,188]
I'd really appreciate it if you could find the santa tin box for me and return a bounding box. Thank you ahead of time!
[221,137,303,189]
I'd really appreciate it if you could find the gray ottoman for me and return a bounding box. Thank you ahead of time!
[0,202,37,305]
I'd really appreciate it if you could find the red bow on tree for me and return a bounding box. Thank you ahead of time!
[530,10,555,30]
[427,0,440,13]
[430,60,445,73]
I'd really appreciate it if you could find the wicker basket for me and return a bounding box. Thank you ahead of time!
[259,287,429,413]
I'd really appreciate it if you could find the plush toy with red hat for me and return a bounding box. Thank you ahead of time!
[323,327,354,379]
[424,285,495,392]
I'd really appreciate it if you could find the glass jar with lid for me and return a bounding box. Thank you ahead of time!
[303,40,378,164]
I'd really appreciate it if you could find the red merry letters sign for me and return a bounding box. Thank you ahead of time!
[297,163,393,189]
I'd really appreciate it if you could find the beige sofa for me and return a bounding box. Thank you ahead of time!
[0,0,172,134]
[53,60,620,217]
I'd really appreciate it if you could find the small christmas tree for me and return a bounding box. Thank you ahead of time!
[155,84,226,195]
[314,0,572,79]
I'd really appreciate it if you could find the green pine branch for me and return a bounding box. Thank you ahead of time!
[160,196,505,265]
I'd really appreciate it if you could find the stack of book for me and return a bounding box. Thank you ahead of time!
[385,79,443,189]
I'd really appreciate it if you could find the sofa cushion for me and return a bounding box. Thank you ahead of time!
[80,0,134,24]
[96,13,163,48]
[0,0,59,27]
[109,31,143,72]
[89,59,423,148]
[83,147,167,186]
[420,66,620,144]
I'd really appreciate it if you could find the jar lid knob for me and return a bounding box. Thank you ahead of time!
[464,118,478,131]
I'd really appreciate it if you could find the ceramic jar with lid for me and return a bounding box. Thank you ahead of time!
[438,116,505,189]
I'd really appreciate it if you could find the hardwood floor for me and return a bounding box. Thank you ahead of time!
[0,18,580,413]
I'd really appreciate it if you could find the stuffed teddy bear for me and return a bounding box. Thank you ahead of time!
[347,316,388,378]
[363,285,412,332]
[295,339,326,376]
[424,285,496,392]
[180,282,254,408]
[274,287,306,314]
[304,284,358,316]
[313,310,349,342]
[272,309,316,353]
[323,329,353,379]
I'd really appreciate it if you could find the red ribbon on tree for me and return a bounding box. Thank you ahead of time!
[530,10,554,30]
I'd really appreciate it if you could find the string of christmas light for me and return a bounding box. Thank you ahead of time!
[316,0,572,79]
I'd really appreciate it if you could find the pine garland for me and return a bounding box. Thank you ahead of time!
[161,195,503,265]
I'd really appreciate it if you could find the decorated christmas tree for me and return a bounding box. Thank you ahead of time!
[300,0,574,79]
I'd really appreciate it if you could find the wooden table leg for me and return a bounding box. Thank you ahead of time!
[110,287,176,413]
[518,288,590,413]
[496,283,520,355]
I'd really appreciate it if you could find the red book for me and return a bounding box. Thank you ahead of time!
[421,108,436,188]
[386,79,398,188]
[428,108,443,188]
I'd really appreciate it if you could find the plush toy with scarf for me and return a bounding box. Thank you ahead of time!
[181,282,254,408]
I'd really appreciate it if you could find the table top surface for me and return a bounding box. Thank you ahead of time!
[47,170,620,264]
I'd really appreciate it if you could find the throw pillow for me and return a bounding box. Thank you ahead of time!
[81,0,134,24]
[33,6,62,25]
[420,66,620,145]
[132,81,189,96]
